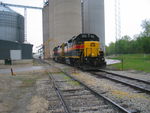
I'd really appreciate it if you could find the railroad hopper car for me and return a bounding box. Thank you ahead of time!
[53,33,106,69]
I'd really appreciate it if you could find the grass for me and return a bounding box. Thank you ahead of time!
[21,78,36,87]
[13,75,41,87]
[111,89,150,100]
[16,77,37,87]
[109,54,150,72]
[68,81,80,86]
[64,76,71,80]
[64,76,80,86]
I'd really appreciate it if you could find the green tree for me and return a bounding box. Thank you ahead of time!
[106,19,150,55]
[105,42,115,55]
[139,19,150,53]
[137,36,150,53]
[115,35,131,54]
[141,19,150,37]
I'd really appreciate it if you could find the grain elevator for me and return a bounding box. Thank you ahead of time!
[43,0,82,58]
[43,0,105,59]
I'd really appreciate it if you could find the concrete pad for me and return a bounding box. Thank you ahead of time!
[106,59,121,65]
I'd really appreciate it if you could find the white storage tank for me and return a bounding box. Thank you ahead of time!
[0,3,24,43]
[82,0,105,50]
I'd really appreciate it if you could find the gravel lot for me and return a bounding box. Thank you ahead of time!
[0,61,56,113]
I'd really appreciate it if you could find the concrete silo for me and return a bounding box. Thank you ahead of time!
[43,0,82,58]
[43,2,50,59]
[82,0,105,51]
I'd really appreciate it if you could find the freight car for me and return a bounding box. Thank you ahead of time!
[53,33,106,70]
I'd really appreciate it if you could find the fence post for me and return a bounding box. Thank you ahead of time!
[121,57,123,71]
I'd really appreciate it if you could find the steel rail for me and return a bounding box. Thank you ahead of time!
[62,71,132,113]
[48,72,72,113]
[98,69,150,85]
[92,71,150,94]
[41,60,133,113]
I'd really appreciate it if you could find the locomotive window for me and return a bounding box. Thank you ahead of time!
[64,43,67,46]
[68,40,72,43]
[74,34,99,44]
[81,34,87,38]
[90,35,95,38]
[89,35,99,41]
[68,42,72,47]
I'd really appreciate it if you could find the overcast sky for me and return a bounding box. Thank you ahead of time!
[1,0,150,52]
[105,0,150,44]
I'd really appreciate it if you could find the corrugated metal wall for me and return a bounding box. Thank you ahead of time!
[0,5,24,43]
[0,40,32,60]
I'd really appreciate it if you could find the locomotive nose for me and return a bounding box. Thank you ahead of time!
[84,41,100,57]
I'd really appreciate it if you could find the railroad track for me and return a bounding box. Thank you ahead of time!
[38,59,142,113]
[91,69,150,94]
[41,75,66,112]
[47,68,134,113]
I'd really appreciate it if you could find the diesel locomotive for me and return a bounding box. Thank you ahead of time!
[53,33,106,70]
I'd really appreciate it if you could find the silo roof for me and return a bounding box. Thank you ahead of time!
[0,3,16,13]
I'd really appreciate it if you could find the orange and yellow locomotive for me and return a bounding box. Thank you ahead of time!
[53,33,106,69]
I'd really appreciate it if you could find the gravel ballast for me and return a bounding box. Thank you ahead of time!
[50,61,150,113]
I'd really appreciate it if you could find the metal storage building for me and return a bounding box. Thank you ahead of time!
[0,3,33,60]
[0,40,33,60]
[0,3,24,43]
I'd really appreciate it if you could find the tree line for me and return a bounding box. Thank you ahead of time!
[106,19,150,55]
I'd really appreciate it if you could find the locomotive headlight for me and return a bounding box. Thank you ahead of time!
[92,53,95,56]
